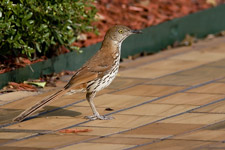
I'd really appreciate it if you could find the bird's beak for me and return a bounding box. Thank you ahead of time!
[131,30,142,34]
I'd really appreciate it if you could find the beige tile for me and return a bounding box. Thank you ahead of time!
[118,103,196,117]
[170,51,225,62]
[203,42,225,53]
[217,78,225,83]
[161,113,225,124]
[111,133,167,139]
[192,100,225,113]
[59,143,133,150]
[0,146,49,150]
[38,89,113,108]
[172,130,225,141]
[113,123,202,139]
[84,114,160,129]
[5,117,86,131]
[119,67,180,79]
[176,66,225,80]
[153,92,224,106]
[205,120,225,130]
[207,59,225,67]
[0,100,6,105]
[6,134,95,149]
[107,77,148,90]
[202,142,225,148]
[132,139,215,150]
[0,91,39,102]
[0,108,24,125]
[90,137,154,145]
[120,46,191,70]
[0,90,58,110]
[0,92,99,125]
[0,132,34,140]
[120,58,206,79]
[148,74,211,86]
[141,59,204,70]
[76,94,155,109]
[1,88,88,110]
[188,83,225,94]
[114,85,185,97]
[43,105,105,119]
[0,139,11,144]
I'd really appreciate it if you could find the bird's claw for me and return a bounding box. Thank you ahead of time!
[84,115,114,120]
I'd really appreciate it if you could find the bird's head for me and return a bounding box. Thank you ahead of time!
[106,25,142,43]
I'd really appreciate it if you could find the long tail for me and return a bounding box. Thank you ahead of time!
[13,89,68,122]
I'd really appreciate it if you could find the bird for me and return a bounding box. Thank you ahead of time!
[13,25,142,122]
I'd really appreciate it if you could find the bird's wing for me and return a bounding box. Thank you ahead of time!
[65,52,114,88]
[64,67,98,89]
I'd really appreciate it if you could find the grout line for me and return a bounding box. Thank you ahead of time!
[185,91,225,95]
[0,87,62,107]
[54,95,225,150]
[1,57,225,146]
[119,42,223,72]
[1,46,222,107]
[0,91,42,107]
[1,67,225,147]
[52,77,225,149]
[0,51,223,109]
[119,49,192,71]
[124,120,225,150]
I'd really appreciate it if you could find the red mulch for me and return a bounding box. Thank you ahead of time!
[0,0,224,74]
[73,0,224,47]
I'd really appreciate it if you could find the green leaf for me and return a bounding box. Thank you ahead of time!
[24,81,46,88]
[68,37,76,45]
[35,43,41,53]
[0,0,97,59]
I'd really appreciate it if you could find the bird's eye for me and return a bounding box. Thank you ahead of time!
[118,29,123,34]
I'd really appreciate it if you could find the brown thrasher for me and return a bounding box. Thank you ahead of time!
[14,25,142,122]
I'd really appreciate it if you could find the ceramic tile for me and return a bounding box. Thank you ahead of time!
[114,85,185,97]
[113,123,202,139]
[84,114,160,129]
[59,143,133,150]
[117,103,195,117]
[172,130,225,141]
[0,132,34,140]
[5,134,95,149]
[188,83,225,94]
[153,92,224,106]
[148,74,211,86]
[76,94,155,109]
[192,100,225,113]
[90,137,154,145]
[132,139,215,150]
[161,113,225,124]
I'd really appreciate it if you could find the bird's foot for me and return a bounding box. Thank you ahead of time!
[84,115,114,120]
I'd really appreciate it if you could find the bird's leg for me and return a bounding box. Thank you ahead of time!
[85,92,114,120]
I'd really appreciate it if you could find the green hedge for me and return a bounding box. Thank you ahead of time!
[0,0,97,59]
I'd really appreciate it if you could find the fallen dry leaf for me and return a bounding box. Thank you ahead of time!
[59,129,92,133]
[8,82,37,91]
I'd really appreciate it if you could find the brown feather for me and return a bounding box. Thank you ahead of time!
[13,89,68,122]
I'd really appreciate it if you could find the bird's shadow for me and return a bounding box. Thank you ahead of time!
[0,106,82,125]
[41,106,82,117]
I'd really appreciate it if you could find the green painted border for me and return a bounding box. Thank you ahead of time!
[1,4,225,89]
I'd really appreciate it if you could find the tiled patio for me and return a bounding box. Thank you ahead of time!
[1,36,225,150]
